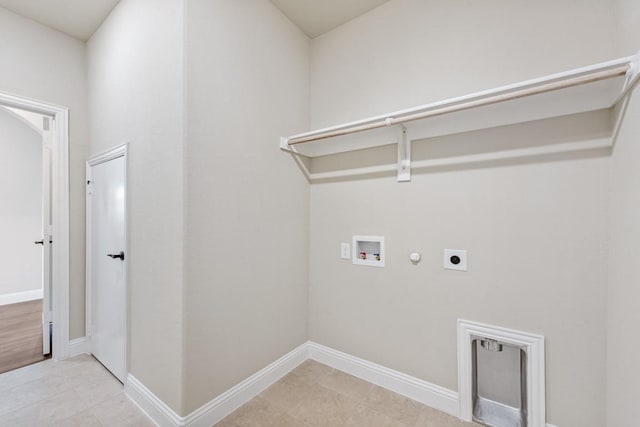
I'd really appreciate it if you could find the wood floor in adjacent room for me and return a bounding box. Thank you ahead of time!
[219,360,483,427]
[0,299,47,374]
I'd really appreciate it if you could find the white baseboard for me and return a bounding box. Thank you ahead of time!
[68,337,91,358]
[125,374,181,427]
[124,342,308,427]
[184,342,308,427]
[125,341,557,427]
[0,289,43,306]
[307,341,460,418]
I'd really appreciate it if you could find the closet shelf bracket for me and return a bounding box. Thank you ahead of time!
[397,125,410,182]
[612,50,640,145]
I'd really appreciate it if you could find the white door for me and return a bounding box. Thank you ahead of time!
[41,118,52,355]
[87,150,127,382]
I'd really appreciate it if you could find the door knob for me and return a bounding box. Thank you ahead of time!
[107,251,125,261]
[34,240,44,245]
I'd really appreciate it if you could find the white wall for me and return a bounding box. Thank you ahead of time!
[85,0,309,414]
[308,1,616,426]
[311,0,616,129]
[0,6,88,339]
[183,0,310,413]
[87,0,185,413]
[0,108,42,297]
[606,1,640,425]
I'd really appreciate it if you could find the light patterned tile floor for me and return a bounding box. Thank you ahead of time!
[0,354,153,427]
[218,360,483,427]
[0,357,484,427]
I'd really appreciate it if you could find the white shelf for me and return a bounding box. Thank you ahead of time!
[281,53,640,181]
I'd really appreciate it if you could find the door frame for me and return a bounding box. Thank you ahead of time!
[85,143,129,378]
[0,90,70,361]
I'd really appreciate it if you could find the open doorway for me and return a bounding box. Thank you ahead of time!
[0,90,70,366]
[0,106,52,373]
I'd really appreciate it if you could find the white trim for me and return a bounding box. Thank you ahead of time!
[0,289,43,306]
[307,341,460,417]
[0,90,70,362]
[86,143,129,382]
[124,341,556,427]
[124,342,308,427]
[183,342,308,427]
[457,319,546,427]
[85,165,92,341]
[47,102,69,361]
[41,120,52,355]
[87,143,129,166]
[125,375,177,427]
[68,336,91,357]
[125,341,456,426]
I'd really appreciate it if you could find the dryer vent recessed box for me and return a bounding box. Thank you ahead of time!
[352,235,385,267]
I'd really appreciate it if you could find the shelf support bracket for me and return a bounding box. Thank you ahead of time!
[396,124,411,182]
[280,136,297,154]
[612,52,640,147]
[280,137,311,158]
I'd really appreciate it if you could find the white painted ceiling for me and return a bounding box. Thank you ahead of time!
[0,0,120,41]
[270,0,389,38]
[0,0,387,42]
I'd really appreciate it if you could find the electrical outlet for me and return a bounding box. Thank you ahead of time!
[444,249,467,271]
[341,243,351,259]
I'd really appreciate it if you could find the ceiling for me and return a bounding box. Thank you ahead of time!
[0,0,387,42]
[0,0,120,41]
[270,0,390,38]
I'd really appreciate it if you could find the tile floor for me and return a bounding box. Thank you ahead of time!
[218,360,483,427]
[0,354,153,427]
[0,356,483,427]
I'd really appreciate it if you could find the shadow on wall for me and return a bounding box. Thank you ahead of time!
[308,109,614,183]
